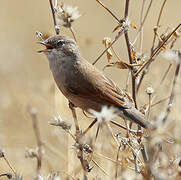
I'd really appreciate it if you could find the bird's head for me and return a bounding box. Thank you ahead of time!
[38,35,79,58]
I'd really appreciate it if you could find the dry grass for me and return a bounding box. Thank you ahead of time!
[1,0,181,179]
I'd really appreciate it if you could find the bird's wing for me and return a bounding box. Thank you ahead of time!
[99,76,134,109]
[66,60,134,109]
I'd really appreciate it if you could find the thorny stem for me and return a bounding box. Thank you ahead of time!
[49,0,60,35]
[162,62,180,123]
[134,23,181,77]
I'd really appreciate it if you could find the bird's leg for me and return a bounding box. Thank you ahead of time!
[69,101,80,133]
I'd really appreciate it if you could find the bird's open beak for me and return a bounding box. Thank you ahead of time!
[37,41,54,53]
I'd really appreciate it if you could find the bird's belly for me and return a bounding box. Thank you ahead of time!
[64,92,103,112]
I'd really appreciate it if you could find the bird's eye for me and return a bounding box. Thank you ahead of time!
[57,40,64,47]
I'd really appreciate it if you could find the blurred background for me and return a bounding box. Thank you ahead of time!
[0,0,181,179]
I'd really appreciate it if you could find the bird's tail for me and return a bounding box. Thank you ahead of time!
[121,107,152,129]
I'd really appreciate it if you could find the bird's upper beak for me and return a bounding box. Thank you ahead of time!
[37,41,54,53]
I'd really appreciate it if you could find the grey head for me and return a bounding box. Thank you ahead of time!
[38,35,80,61]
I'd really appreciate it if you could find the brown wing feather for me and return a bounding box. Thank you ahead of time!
[66,59,134,110]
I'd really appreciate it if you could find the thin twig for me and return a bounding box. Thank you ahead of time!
[82,118,97,135]
[110,120,142,134]
[106,122,119,147]
[94,152,118,164]
[3,156,16,175]
[148,63,172,105]
[96,0,120,23]
[132,0,153,46]
[151,0,167,52]
[92,159,110,177]
[92,30,124,65]
[49,0,60,35]
[125,70,131,91]
[147,94,151,120]
[94,123,100,144]
[28,107,43,176]
[150,92,181,108]
[134,23,181,77]
[139,0,146,53]
[115,145,121,179]
[69,27,77,43]
[162,62,180,123]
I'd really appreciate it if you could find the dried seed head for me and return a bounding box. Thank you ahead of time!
[89,106,119,123]
[27,105,37,117]
[50,115,72,132]
[146,87,154,95]
[0,147,4,158]
[47,173,61,180]
[25,148,38,158]
[57,4,81,28]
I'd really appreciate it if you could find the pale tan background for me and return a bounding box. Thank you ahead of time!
[0,0,181,179]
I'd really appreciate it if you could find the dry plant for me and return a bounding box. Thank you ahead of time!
[1,0,181,179]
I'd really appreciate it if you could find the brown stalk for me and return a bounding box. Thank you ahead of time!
[96,0,120,23]
[49,0,60,35]
[69,27,77,43]
[28,107,43,176]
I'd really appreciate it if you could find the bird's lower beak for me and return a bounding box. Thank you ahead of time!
[37,41,54,53]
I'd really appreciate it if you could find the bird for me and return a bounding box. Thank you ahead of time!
[38,35,151,129]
